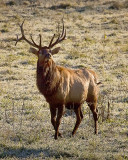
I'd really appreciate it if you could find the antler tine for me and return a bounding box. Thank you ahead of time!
[20,20,25,36]
[59,18,66,40]
[63,28,66,39]
[39,34,42,48]
[54,33,61,44]
[49,34,55,48]
[30,34,40,48]
[49,22,66,48]
[15,34,22,46]
[60,21,65,38]
[15,21,25,46]
[15,20,41,49]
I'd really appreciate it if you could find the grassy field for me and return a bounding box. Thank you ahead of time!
[0,0,128,159]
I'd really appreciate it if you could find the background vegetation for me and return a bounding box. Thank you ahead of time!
[0,0,128,159]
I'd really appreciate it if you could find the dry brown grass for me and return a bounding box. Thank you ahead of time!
[0,0,128,159]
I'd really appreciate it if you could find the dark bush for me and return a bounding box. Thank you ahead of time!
[6,1,16,6]
[50,3,72,10]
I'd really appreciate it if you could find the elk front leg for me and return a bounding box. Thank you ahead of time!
[50,107,62,137]
[72,105,83,136]
[55,106,64,140]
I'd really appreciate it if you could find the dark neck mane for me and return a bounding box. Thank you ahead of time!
[36,60,60,98]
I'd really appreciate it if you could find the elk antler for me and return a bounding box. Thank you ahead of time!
[49,21,66,48]
[15,20,42,49]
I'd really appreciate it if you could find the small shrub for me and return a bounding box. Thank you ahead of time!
[109,1,128,9]
[109,2,123,10]
[23,1,30,5]
[6,1,16,6]
[50,2,77,10]
[1,24,9,33]
[1,29,8,33]
[110,18,119,24]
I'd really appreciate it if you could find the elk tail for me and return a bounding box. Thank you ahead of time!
[96,82,102,85]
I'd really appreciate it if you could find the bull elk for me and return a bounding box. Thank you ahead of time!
[15,20,100,139]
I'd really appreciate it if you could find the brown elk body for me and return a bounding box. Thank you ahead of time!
[16,21,99,139]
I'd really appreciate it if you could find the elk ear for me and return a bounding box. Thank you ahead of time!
[29,47,38,56]
[51,47,60,55]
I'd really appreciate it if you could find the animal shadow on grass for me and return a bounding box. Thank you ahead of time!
[0,144,74,159]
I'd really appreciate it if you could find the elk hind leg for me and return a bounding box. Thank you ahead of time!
[72,105,83,136]
[87,102,98,134]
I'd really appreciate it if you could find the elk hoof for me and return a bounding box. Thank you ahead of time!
[71,132,75,137]
[54,132,62,139]
[58,132,62,137]
[54,134,58,140]
[72,130,76,135]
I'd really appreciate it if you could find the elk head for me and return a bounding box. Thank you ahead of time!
[15,20,66,66]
